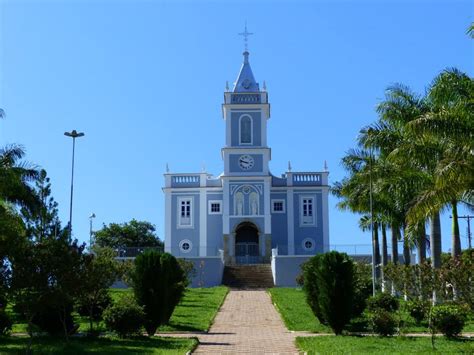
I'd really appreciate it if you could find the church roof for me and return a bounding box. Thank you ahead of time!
[233,51,260,93]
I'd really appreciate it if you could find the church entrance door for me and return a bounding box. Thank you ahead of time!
[235,223,260,264]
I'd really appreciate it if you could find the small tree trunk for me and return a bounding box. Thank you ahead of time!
[403,225,411,266]
[430,212,442,269]
[391,224,399,264]
[418,223,426,263]
[451,200,461,258]
[430,212,442,304]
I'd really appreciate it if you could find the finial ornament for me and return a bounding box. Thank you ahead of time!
[324,160,328,172]
[201,161,206,172]
[225,81,229,92]
[288,161,292,172]
[238,21,253,52]
[166,163,169,173]
[263,81,267,91]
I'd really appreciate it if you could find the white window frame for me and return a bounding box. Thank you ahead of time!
[208,200,222,215]
[300,195,316,226]
[177,196,194,228]
[239,114,253,145]
[271,199,286,213]
[179,239,193,253]
[302,237,316,252]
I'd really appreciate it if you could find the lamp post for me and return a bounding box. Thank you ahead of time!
[64,130,85,239]
[89,213,96,250]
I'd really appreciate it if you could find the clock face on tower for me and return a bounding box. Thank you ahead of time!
[239,155,254,170]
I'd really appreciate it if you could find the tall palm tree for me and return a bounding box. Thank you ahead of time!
[407,68,473,258]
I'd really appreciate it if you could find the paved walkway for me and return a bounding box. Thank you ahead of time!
[191,290,299,354]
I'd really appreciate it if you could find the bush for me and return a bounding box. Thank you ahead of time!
[367,293,399,313]
[0,293,7,310]
[103,295,144,338]
[431,304,467,338]
[303,251,355,334]
[352,262,372,317]
[370,309,397,336]
[133,251,186,336]
[0,309,12,336]
[76,289,112,321]
[31,292,77,336]
[405,299,429,324]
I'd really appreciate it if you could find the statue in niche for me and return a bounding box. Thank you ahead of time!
[235,192,244,216]
[250,192,258,215]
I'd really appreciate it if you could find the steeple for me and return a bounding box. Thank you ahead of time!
[233,23,259,93]
[233,51,259,92]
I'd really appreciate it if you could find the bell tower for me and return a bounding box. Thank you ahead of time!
[221,49,271,176]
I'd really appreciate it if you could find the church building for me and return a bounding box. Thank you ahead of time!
[163,40,329,287]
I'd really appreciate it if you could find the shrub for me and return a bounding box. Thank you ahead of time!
[103,295,144,338]
[367,293,399,313]
[352,262,372,317]
[431,304,467,338]
[303,251,355,334]
[76,289,112,321]
[0,309,12,336]
[0,293,7,310]
[405,299,429,324]
[133,251,186,336]
[31,292,77,336]
[177,258,196,287]
[370,309,397,336]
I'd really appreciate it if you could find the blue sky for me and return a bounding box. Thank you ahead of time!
[1,0,472,255]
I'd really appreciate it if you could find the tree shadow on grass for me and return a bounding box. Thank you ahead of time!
[0,336,196,354]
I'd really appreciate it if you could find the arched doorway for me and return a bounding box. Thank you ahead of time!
[235,222,260,264]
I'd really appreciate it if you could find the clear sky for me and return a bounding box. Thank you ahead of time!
[1,0,472,255]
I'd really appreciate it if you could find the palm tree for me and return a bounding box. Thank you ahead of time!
[407,68,473,258]
[0,144,40,257]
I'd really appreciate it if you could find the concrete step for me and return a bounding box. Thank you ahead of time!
[222,264,274,289]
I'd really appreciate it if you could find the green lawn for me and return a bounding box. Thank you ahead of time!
[269,288,474,334]
[8,286,228,334]
[296,336,474,354]
[268,288,330,333]
[0,336,197,354]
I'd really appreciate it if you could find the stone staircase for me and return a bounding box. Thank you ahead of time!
[222,264,274,289]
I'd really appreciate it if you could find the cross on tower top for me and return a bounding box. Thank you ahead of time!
[238,22,253,52]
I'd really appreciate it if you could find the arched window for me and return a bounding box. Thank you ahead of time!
[240,115,252,144]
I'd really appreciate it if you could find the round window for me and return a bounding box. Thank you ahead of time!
[179,239,192,253]
[302,238,315,251]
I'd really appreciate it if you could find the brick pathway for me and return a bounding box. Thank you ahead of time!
[192,290,299,354]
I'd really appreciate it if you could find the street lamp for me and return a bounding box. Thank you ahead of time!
[89,213,96,249]
[64,129,85,239]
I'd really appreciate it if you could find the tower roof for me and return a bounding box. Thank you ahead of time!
[233,51,260,93]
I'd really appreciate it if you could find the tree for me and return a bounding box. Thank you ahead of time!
[303,252,355,335]
[94,219,163,249]
[407,68,473,258]
[132,251,186,336]
[77,247,120,334]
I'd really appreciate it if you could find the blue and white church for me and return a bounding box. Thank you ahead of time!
[163,44,329,287]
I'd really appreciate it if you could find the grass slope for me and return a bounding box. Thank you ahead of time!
[8,287,228,335]
[268,288,330,333]
[296,336,474,354]
[0,336,197,354]
[269,287,474,334]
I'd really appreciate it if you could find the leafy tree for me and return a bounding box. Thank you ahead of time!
[10,235,86,340]
[20,169,63,241]
[77,247,120,334]
[132,251,186,336]
[94,219,163,249]
[303,252,355,335]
